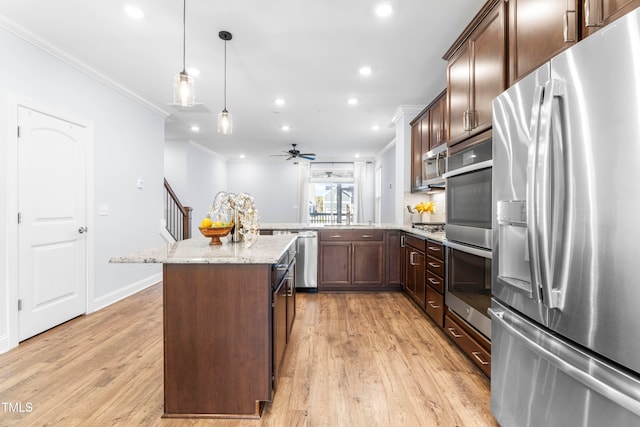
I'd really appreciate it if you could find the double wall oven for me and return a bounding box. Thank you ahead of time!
[443,138,492,338]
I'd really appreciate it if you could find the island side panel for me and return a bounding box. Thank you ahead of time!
[163,263,272,417]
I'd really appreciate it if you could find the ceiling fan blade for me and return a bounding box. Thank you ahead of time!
[300,155,315,160]
[286,155,293,160]
[299,152,316,156]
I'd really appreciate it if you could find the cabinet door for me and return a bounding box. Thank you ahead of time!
[404,247,416,296]
[410,120,423,191]
[471,0,506,136]
[509,0,578,84]
[420,113,430,156]
[447,44,471,145]
[414,250,426,309]
[429,93,446,149]
[352,241,384,286]
[273,282,287,390]
[584,0,640,35]
[318,242,350,286]
[385,231,403,287]
[286,268,295,342]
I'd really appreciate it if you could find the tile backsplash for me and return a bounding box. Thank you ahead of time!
[403,191,446,225]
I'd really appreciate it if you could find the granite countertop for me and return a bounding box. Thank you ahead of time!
[260,223,446,243]
[109,235,297,264]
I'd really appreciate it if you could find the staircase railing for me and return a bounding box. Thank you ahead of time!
[164,178,192,241]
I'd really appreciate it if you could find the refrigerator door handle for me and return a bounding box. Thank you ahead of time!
[533,79,566,310]
[526,85,545,305]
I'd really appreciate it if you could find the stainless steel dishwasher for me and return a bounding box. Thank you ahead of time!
[273,230,317,291]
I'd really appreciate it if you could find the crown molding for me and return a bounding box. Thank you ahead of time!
[0,13,170,118]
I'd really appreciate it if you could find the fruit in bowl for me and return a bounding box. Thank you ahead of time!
[198,217,234,245]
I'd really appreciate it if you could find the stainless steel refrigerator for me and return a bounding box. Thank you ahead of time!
[490,8,640,426]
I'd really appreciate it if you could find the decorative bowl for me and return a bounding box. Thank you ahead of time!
[198,223,234,245]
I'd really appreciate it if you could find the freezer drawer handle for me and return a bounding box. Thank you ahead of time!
[488,307,640,417]
[472,351,490,365]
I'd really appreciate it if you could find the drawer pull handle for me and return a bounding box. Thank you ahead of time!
[447,327,463,339]
[427,300,440,309]
[428,278,440,285]
[472,351,490,365]
[428,262,440,268]
[330,235,342,238]
[428,246,440,251]
[361,234,374,238]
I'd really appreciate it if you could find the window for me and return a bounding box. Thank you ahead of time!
[308,163,354,224]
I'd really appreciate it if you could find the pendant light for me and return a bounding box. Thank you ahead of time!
[173,0,194,106]
[218,31,233,134]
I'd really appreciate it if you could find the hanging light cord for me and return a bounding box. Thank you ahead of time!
[181,0,186,73]
[223,38,227,110]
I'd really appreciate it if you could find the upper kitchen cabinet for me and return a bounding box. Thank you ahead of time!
[410,107,430,192]
[583,0,640,36]
[429,90,447,150]
[444,0,507,147]
[508,0,579,84]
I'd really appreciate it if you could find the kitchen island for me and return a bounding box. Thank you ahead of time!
[110,235,297,419]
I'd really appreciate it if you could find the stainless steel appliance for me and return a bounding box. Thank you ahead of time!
[443,139,492,250]
[490,9,640,425]
[421,144,447,189]
[274,230,318,290]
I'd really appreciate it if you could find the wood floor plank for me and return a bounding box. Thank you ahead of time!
[0,284,497,426]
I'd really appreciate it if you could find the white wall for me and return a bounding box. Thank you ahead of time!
[227,161,299,222]
[0,26,165,352]
[164,140,228,236]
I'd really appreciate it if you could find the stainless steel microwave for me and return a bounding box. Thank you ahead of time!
[422,144,446,189]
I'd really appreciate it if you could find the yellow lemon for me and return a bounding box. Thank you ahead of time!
[201,218,212,228]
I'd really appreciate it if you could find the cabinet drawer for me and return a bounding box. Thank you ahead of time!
[319,229,383,241]
[426,240,444,260]
[425,287,444,327]
[426,270,444,294]
[404,233,426,251]
[426,255,444,277]
[444,312,491,377]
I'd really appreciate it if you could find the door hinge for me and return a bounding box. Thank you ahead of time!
[18,299,22,311]
[18,212,21,224]
[17,126,20,138]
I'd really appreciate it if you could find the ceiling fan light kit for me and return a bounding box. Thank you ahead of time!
[173,0,195,107]
[217,30,233,134]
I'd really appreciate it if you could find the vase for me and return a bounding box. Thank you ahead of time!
[420,212,430,223]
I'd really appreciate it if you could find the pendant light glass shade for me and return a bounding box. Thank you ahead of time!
[173,70,195,106]
[218,109,232,134]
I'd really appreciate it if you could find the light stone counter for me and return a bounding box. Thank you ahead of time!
[260,223,445,243]
[109,234,297,264]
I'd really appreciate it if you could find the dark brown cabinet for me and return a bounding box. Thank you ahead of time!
[445,0,506,146]
[583,0,640,36]
[318,230,384,290]
[385,230,403,288]
[508,0,579,84]
[404,234,426,308]
[410,90,447,192]
[429,91,447,149]
[445,309,491,378]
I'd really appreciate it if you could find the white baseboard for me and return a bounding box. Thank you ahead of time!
[92,273,162,312]
[0,334,10,355]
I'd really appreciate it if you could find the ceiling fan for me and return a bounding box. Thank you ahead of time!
[270,143,316,161]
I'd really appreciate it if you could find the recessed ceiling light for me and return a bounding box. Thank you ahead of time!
[281,125,290,131]
[125,5,145,20]
[275,98,285,106]
[359,66,372,76]
[355,154,361,158]
[348,98,359,106]
[187,67,200,77]
[372,125,380,131]
[375,3,394,17]
[239,154,246,159]
[190,125,200,132]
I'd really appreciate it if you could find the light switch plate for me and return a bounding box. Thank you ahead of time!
[136,179,145,189]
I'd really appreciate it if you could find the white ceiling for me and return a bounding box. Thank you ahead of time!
[0,0,485,162]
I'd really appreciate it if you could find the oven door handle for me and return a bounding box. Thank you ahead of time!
[443,240,492,259]
[442,159,492,179]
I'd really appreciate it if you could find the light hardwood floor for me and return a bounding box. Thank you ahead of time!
[0,284,498,426]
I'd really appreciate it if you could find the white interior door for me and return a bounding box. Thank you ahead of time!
[17,106,87,341]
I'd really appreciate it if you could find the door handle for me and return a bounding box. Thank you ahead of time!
[78,227,88,234]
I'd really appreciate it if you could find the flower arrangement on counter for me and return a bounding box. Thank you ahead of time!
[414,201,436,214]
[208,191,260,247]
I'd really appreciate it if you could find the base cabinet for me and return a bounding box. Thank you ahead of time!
[404,234,426,308]
[445,309,491,378]
[318,230,384,291]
